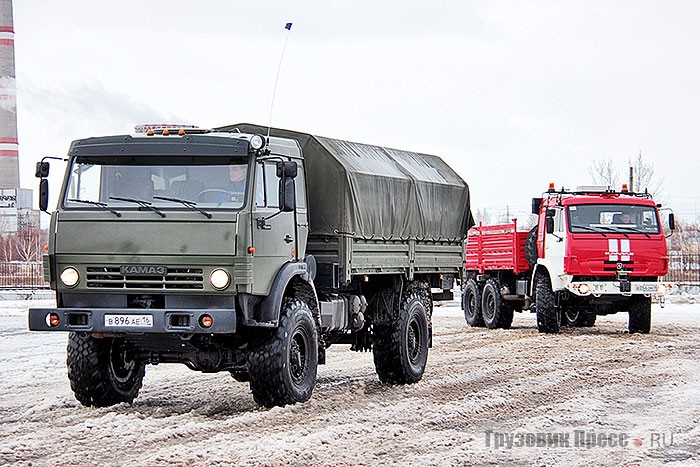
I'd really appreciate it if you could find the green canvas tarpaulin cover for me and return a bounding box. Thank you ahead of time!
[217,124,474,241]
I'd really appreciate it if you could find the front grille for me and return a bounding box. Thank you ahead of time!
[86,266,204,289]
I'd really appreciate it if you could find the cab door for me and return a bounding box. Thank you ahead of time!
[543,207,567,280]
[250,161,297,294]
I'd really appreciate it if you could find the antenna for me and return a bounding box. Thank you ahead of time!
[267,22,293,142]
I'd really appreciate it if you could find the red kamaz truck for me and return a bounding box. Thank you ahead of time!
[463,184,675,333]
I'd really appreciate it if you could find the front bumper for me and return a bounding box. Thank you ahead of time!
[565,281,674,297]
[28,307,236,334]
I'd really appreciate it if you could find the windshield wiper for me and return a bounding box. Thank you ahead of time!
[109,196,166,218]
[572,225,607,237]
[617,225,651,238]
[153,196,213,219]
[67,199,122,217]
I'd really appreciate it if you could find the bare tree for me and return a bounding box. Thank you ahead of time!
[472,208,491,226]
[0,234,14,262]
[589,152,664,199]
[15,227,46,263]
[630,152,664,198]
[588,157,619,187]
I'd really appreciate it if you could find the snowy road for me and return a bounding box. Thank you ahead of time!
[1,298,700,466]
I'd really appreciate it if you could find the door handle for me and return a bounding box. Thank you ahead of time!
[284,234,294,244]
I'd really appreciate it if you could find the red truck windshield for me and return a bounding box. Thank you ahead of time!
[567,204,660,234]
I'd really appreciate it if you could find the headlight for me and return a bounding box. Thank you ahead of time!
[250,134,266,150]
[60,267,80,287]
[210,268,231,290]
[571,283,591,295]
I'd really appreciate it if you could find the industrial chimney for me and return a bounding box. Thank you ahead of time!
[0,0,18,191]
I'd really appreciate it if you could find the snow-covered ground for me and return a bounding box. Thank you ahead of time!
[1,295,699,466]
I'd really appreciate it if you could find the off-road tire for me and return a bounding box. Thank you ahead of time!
[535,274,560,333]
[562,308,597,327]
[67,332,145,407]
[373,291,429,384]
[628,296,652,334]
[463,279,484,327]
[525,226,539,268]
[499,301,516,329]
[247,299,318,407]
[229,370,250,382]
[481,279,512,329]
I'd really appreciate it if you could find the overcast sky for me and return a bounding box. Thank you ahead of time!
[12,0,700,222]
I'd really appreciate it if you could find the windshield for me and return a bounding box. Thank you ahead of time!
[567,203,660,234]
[63,155,249,210]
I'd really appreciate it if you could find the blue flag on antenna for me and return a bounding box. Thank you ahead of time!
[285,22,293,30]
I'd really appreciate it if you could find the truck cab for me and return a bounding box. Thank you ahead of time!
[532,184,674,332]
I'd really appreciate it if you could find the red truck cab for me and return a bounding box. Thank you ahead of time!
[464,184,675,334]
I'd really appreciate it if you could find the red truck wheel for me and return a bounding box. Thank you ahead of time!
[481,279,513,329]
[535,274,560,333]
[628,296,651,334]
[562,308,596,327]
[463,279,484,327]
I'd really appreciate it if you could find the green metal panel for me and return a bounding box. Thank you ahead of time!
[217,124,474,241]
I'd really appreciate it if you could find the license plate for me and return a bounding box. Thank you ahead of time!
[104,314,153,328]
[632,283,658,293]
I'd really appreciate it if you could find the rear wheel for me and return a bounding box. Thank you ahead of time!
[481,279,512,329]
[535,274,560,333]
[67,332,145,407]
[247,299,318,407]
[373,291,429,384]
[628,296,652,334]
[499,301,516,329]
[463,279,484,327]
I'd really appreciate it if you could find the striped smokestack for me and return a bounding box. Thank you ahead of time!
[0,0,18,190]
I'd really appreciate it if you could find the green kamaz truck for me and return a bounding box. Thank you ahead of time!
[29,124,473,408]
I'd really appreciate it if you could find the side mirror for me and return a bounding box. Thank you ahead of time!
[39,179,49,212]
[545,216,555,234]
[531,198,542,214]
[36,161,50,178]
[279,177,296,212]
[668,213,675,231]
[276,160,298,179]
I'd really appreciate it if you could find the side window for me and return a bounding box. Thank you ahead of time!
[254,160,302,209]
[294,161,306,209]
[555,208,565,232]
[255,163,265,207]
[264,163,279,208]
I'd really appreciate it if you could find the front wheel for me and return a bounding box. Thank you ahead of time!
[247,299,318,407]
[628,296,652,334]
[535,274,560,333]
[373,291,429,384]
[67,332,145,407]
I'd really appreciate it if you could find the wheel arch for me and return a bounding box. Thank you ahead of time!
[259,262,317,325]
[532,260,565,294]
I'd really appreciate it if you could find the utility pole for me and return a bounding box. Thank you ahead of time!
[629,165,634,192]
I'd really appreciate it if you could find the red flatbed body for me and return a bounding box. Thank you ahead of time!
[465,220,531,274]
